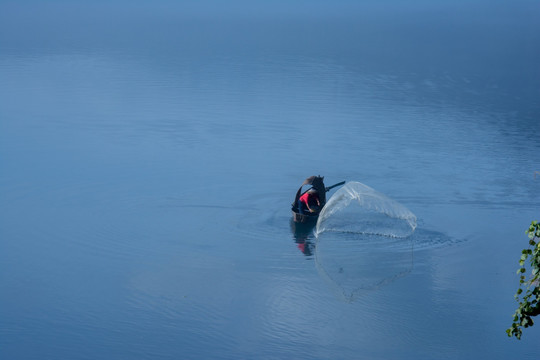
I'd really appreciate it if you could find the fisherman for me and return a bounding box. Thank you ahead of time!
[298,188,321,214]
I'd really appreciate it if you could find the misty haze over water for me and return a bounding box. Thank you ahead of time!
[1,1,539,359]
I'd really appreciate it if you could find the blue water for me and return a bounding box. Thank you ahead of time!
[1,1,539,359]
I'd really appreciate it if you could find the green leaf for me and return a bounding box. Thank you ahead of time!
[508,221,540,340]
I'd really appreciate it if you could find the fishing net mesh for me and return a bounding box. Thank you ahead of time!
[314,182,417,302]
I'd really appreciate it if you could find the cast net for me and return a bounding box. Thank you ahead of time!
[315,182,416,238]
[314,182,417,302]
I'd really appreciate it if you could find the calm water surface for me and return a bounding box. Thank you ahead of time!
[1,1,539,359]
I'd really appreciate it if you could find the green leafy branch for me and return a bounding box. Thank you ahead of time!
[507,220,540,339]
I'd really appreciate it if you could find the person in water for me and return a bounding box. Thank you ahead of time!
[298,189,321,214]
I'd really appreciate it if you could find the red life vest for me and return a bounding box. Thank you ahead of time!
[299,192,319,206]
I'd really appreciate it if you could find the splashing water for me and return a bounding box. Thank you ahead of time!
[315,182,417,238]
[314,182,417,302]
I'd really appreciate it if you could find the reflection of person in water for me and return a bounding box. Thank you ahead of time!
[298,189,321,214]
[294,231,315,256]
[296,239,314,256]
[291,221,316,256]
[294,232,315,256]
